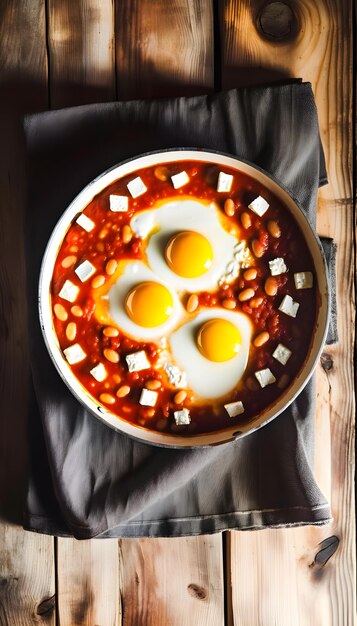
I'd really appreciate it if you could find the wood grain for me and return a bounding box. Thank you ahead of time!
[222,0,355,624]
[114,6,224,626]
[227,526,345,626]
[56,538,121,625]
[119,536,225,625]
[47,0,116,108]
[0,4,54,626]
[48,3,123,623]
[0,0,48,108]
[115,0,214,99]
[0,525,56,626]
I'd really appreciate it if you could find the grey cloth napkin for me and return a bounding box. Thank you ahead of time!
[24,82,336,539]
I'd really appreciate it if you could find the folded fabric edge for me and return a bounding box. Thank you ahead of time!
[23,505,332,539]
[319,237,338,345]
[22,79,313,125]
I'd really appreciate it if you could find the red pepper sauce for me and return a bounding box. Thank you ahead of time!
[51,161,318,435]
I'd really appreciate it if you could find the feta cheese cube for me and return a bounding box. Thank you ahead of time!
[294,271,313,290]
[109,194,128,212]
[139,388,158,407]
[279,294,299,318]
[164,364,187,388]
[59,280,79,303]
[75,260,96,282]
[125,350,150,372]
[224,401,245,417]
[127,176,147,198]
[217,172,233,193]
[171,171,190,189]
[255,368,276,388]
[63,343,86,365]
[174,408,191,425]
[90,363,107,382]
[248,196,269,217]
[272,343,292,365]
[76,213,95,232]
[269,257,288,276]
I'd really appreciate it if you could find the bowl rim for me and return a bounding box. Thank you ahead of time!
[38,147,331,448]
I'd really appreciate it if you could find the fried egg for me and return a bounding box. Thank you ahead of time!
[168,308,252,399]
[95,261,184,341]
[130,198,238,292]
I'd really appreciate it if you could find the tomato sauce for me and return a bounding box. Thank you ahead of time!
[51,161,318,435]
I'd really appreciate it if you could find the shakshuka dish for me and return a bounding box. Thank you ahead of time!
[50,160,318,435]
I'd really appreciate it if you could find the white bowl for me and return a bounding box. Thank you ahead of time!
[39,149,330,447]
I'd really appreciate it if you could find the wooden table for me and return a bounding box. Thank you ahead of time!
[0,1,355,624]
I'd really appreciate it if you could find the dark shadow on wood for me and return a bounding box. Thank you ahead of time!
[116,54,215,101]
[223,65,293,89]
[0,76,114,527]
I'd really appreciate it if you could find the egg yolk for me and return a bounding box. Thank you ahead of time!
[125,281,174,328]
[165,231,213,278]
[197,318,242,362]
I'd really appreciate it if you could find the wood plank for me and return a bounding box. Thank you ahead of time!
[56,538,121,625]
[115,0,214,99]
[114,6,223,626]
[0,0,48,108]
[48,3,123,623]
[119,535,225,625]
[0,525,56,626]
[222,0,355,624]
[226,526,343,626]
[47,0,116,108]
[0,3,55,626]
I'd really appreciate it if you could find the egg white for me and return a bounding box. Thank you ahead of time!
[168,308,252,399]
[130,198,238,292]
[107,261,184,341]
